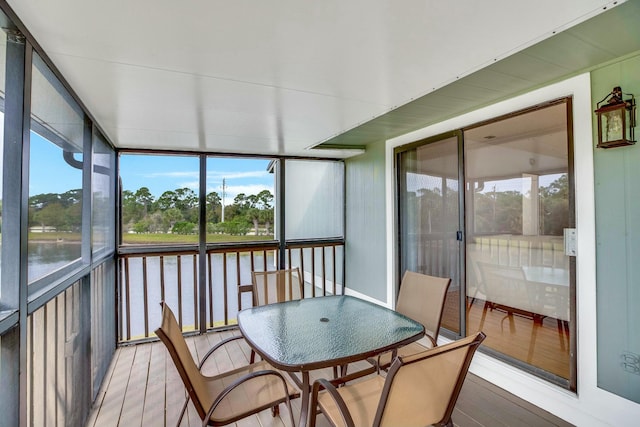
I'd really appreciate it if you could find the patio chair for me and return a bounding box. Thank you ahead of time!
[155,301,299,427]
[251,267,305,305]
[373,271,451,370]
[241,267,305,364]
[309,331,486,427]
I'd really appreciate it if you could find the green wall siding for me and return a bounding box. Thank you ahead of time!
[592,52,640,403]
[345,140,388,302]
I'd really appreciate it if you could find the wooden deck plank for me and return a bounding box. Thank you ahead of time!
[91,345,136,427]
[165,341,188,427]
[462,375,573,427]
[183,335,204,427]
[86,331,574,427]
[120,344,152,426]
[85,343,121,427]
[140,342,167,426]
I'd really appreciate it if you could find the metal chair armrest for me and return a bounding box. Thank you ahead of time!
[202,369,295,427]
[198,335,244,370]
[177,335,246,425]
[310,378,355,427]
[330,364,377,387]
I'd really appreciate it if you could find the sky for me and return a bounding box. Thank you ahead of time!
[27,131,275,205]
[120,154,274,204]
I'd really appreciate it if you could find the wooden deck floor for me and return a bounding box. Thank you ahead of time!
[85,329,574,427]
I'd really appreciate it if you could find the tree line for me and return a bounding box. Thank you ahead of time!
[407,174,569,236]
[28,189,82,232]
[25,174,567,237]
[26,187,275,236]
[121,187,274,235]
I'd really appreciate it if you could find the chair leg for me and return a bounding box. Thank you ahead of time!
[557,319,566,351]
[557,319,570,352]
[177,395,190,427]
[478,301,489,331]
[466,296,476,313]
[499,312,516,333]
[527,320,540,364]
[340,364,348,377]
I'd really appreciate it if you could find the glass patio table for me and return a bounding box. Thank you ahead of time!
[238,295,424,427]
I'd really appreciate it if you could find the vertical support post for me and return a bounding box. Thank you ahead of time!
[82,117,92,266]
[277,159,286,269]
[80,118,93,412]
[0,30,30,427]
[198,155,207,333]
[456,130,467,338]
[342,162,347,295]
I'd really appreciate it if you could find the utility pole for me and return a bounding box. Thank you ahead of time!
[221,178,226,222]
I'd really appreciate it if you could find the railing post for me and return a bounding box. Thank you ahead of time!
[115,240,343,343]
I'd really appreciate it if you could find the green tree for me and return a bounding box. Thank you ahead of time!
[206,191,221,223]
[474,187,523,234]
[220,216,251,235]
[60,189,82,207]
[162,208,183,232]
[174,188,198,222]
[255,189,273,210]
[246,206,261,235]
[29,192,62,209]
[540,174,569,235]
[121,190,140,227]
[33,202,66,230]
[133,218,151,233]
[172,221,196,234]
[157,188,198,222]
[156,190,178,211]
[65,202,82,232]
[134,187,155,216]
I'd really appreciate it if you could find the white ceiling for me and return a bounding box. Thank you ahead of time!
[5,0,626,158]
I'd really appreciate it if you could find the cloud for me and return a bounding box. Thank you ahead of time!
[206,170,271,182]
[177,180,200,191]
[144,171,199,179]
[141,169,271,184]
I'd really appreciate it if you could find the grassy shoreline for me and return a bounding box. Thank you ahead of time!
[26,232,273,244]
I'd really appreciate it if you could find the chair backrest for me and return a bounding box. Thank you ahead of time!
[396,271,451,342]
[251,267,304,306]
[477,262,532,312]
[374,331,486,427]
[155,302,209,419]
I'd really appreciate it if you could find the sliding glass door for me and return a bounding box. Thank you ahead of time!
[397,132,462,333]
[396,99,576,388]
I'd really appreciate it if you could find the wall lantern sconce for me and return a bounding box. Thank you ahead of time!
[594,86,636,148]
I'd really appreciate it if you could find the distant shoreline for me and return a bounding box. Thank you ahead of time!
[23,231,273,245]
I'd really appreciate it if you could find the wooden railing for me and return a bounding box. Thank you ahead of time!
[117,239,345,343]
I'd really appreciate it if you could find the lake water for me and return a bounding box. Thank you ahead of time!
[22,242,275,338]
[28,241,82,282]
[22,241,340,340]
[122,250,276,338]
